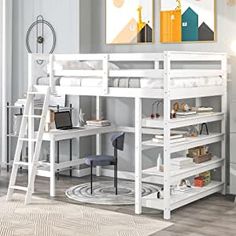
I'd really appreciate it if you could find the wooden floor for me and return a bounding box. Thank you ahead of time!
[0,169,236,236]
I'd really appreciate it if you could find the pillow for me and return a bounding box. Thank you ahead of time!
[86,61,120,70]
[63,61,92,70]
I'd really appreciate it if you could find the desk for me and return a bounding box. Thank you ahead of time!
[38,126,116,197]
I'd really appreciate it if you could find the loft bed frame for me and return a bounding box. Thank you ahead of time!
[31,51,226,99]
[11,51,228,220]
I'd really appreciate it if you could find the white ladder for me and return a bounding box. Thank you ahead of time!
[6,87,50,204]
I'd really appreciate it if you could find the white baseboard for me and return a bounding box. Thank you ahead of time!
[101,168,135,181]
[63,167,135,181]
[62,168,90,178]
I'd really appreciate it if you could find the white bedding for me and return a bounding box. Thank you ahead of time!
[37,76,223,89]
[42,60,223,88]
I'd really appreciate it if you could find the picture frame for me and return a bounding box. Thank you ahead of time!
[160,0,216,43]
[106,0,154,44]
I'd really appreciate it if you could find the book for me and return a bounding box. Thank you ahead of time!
[86,120,111,127]
[176,111,197,117]
[171,157,194,166]
[152,137,186,144]
[154,134,184,140]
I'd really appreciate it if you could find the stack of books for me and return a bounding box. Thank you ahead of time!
[14,98,43,107]
[176,111,197,117]
[152,133,186,144]
[86,120,111,127]
[171,157,194,169]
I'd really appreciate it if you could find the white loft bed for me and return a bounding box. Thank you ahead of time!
[25,51,227,220]
[31,51,226,99]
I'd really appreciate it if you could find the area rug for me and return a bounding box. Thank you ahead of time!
[0,194,172,236]
[65,180,160,205]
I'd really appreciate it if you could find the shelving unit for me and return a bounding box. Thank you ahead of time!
[5,102,74,176]
[137,52,227,220]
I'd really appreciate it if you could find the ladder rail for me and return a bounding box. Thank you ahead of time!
[6,92,33,201]
[25,88,50,204]
[6,87,50,204]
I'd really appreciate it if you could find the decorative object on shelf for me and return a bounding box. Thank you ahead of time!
[173,102,180,112]
[26,15,56,64]
[200,123,209,135]
[160,0,216,43]
[194,171,211,187]
[151,100,162,119]
[174,179,192,192]
[188,146,213,164]
[106,0,154,44]
[194,176,204,187]
[172,102,197,118]
[77,109,86,127]
[187,125,199,137]
[13,114,23,136]
[181,103,190,112]
[156,153,162,171]
[45,110,55,132]
[170,109,176,119]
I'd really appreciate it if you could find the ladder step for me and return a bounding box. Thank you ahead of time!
[19,138,37,142]
[9,186,28,192]
[14,161,29,167]
[24,115,42,119]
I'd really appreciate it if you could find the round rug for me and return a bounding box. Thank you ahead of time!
[65,180,159,205]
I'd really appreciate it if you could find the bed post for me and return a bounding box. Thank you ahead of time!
[28,54,35,190]
[163,52,171,220]
[96,96,102,176]
[102,54,109,95]
[49,54,55,94]
[221,54,227,194]
[135,97,142,214]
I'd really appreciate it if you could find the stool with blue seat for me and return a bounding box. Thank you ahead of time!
[84,132,125,195]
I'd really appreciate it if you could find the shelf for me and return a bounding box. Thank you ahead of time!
[142,112,224,129]
[142,156,224,185]
[142,181,223,211]
[142,133,224,153]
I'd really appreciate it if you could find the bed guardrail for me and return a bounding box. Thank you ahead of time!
[29,52,227,96]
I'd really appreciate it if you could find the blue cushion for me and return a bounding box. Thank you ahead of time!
[84,155,115,166]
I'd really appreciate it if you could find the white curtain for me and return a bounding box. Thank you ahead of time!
[0,0,4,166]
[1,0,12,166]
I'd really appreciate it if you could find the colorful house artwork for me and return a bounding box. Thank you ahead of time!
[160,10,181,43]
[198,22,214,41]
[160,0,215,43]
[182,7,198,41]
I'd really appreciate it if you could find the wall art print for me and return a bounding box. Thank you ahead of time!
[106,0,154,44]
[160,0,216,43]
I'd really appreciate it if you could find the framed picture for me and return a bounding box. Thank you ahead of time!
[106,0,154,44]
[160,0,216,43]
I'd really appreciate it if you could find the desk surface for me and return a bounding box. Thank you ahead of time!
[42,125,117,141]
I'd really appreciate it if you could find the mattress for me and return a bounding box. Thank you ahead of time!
[37,76,223,89]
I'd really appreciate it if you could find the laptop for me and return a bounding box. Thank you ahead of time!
[54,111,83,130]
